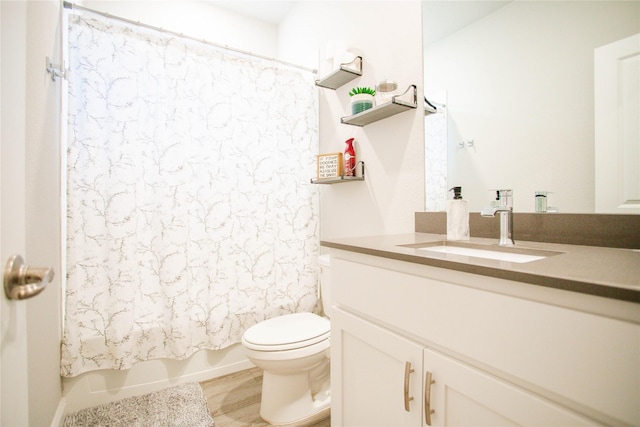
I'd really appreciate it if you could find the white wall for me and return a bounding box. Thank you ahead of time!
[425,1,639,213]
[280,1,425,238]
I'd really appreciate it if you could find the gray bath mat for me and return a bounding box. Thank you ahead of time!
[63,382,215,427]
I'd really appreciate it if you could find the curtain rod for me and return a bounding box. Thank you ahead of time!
[62,1,317,74]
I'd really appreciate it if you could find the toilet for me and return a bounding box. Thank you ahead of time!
[241,254,332,426]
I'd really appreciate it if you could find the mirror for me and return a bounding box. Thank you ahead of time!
[422,1,639,213]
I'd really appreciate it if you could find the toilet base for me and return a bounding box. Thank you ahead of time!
[261,406,330,427]
[259,369,331,426]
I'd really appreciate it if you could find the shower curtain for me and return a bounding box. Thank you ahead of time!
[62,13,319,377]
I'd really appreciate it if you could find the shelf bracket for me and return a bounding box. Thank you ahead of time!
[392,84,418,106]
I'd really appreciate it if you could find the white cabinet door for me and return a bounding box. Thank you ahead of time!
[332,307,423,427]
[423,348,603,427]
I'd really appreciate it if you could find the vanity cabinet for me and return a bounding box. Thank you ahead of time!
[333,307,600,426]
[329,250,639,427]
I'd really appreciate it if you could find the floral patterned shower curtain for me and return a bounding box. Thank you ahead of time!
[62,13,319,377]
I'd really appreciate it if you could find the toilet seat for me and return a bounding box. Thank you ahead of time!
[242,312,330,351]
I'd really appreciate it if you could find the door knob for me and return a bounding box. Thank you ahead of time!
[3,255,54,300]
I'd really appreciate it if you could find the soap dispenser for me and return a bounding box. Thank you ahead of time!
[447,186,470,241]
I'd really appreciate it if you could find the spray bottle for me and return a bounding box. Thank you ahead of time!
[344,138,356,176]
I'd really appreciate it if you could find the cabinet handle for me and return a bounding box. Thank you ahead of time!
[424,371,435,425]
[403,361,415,411]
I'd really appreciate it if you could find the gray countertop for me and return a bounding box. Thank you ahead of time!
[321,233,640,304]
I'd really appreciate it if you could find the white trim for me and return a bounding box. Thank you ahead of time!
[50,398,67,427]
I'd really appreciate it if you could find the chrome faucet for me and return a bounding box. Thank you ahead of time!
[481,189,515,246]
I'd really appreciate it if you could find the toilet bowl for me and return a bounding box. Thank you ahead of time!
[241,255,332,426]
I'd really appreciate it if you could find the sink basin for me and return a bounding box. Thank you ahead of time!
[399,241,563,264]
[417,245,545,263]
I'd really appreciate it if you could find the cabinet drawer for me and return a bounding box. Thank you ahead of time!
[331,255,640,426]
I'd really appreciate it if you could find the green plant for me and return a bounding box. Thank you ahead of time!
[349,86,376,97]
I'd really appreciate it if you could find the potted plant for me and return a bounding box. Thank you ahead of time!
[349,86,376,115]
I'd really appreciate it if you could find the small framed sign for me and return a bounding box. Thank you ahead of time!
[317,152,343,179]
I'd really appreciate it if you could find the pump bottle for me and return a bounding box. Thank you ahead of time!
[447,186,470,241]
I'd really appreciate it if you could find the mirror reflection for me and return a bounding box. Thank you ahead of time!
[422,1,639,213]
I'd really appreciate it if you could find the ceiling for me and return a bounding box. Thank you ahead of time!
[422,1,511,46]
[208,1,512,44]
[208,0,297,25]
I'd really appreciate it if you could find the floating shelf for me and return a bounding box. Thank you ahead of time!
[315,56,363,90]
[341,85,418,127]
[311,161,365,184]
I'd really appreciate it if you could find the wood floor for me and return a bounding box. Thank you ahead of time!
[200,367,331,427]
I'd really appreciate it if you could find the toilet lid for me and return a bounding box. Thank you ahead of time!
[243,312,330,351]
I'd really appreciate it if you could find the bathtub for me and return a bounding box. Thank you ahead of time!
[61,344,252,415]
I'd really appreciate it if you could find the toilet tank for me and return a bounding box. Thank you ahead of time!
[318,254,332,318]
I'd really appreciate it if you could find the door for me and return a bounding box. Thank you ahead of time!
[423,348,603,426]
[1,1,63,425]
[331,307,423,427]
[1,2,30,425]
[595,33,640,213]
